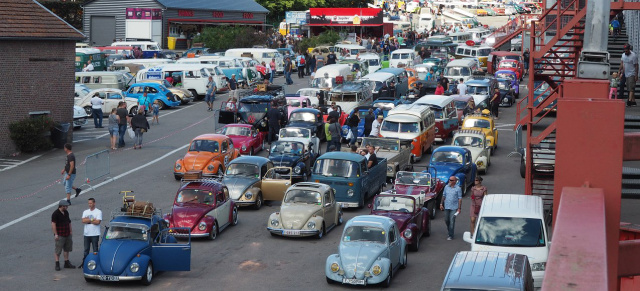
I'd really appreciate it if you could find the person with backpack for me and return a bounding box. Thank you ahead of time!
[296,51,306,78]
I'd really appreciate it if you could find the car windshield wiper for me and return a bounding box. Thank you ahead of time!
[475,240,499,246]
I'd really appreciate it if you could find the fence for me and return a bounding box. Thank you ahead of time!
[507,124,523,158]
[81,149,112,190]
[624,4,640,55]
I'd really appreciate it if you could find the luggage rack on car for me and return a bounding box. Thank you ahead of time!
[111,190,162,219]
[180,177,223,186]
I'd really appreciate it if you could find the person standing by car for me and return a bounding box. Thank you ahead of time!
[440,176,462,240]
[363,108,375,137]
[325,117,334,152]
[131,108,150,149]
[61,143,81,204]
[296,51,306,78]
[267,101,282,145]
[326,50,337,65]
[205,76,216,112]
[108,108,119,150]
[52,199,75,271]
[347,111,360,147]
[284,57,294,85]
[457,78,467,95]
[469,176,487,237]
[490,87,501,119]
[90,92,103,128]
[227,74,238,100]
[269,58,276,84]
[262,61,272,84]
[370,115,383,137]
[116,101,128,148]
[523,48,530,71]
[79,198,102,269]
[151,100,160,125]
[328,117,342,152]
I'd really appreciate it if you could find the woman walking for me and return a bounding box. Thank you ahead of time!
[469,176,487,236]
[131,109,150,149]
[108,108,119,150]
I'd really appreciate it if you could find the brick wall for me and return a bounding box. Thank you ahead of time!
[0,40,75,156]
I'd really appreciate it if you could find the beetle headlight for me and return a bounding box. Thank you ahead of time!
[342,128,349,135]
[372,265,382,276]
[307,221,316,229]
[198,222,207,231]
[271,219,279,227]
[503,97,508,103]
[242,145,247,151]
[347,189,354,197]
[87,260,96,271]
[476,161,484,166]
[175,163,181,170]
[387,166,393,173]
[294,166,301,174]
[244,192,253,200]
[130,262,139,273]
[435,127,439,133]
[532,262,546,271]
[207,165,214,171]
[404,229,413,239]
[330,263,340,273]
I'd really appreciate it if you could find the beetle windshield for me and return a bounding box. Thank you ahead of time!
[289,112,316,123]
[499,61,517,68]
[475,217,546,247]
[189,140,219,153]
[367,59,380,66]
[431,151,463,164]
[176,189,213,204]
[220,126,251,136]
[226,163,259,177]
[279,128,311,138]
[467,85,489,95]
[453,136,484,148]
[287,99,301,107]
[463,118,491,129]
[313,159,360,178]
[239,102,269,113]
[395,171,431,186]
[498,81,511,90]
[105,224,148,241]
[271,141,304,156]
[454,100,469,109]
[283,189,322,204]
[342,226,386,243]
[373,196,415,213]
[496,72,516,80]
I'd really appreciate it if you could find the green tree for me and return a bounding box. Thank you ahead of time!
[194,26,268,51]
[41,1,82,30]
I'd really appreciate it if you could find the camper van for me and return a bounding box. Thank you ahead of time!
[75,48,106,72]
[136,64,214,98]
[75,71,133,90]
[334,44,367,59]
[311,64,352,89]
[454,45,493,68]
[110,41,161,59]
[441,251,535,291]
[389,49,417,68]
[225,48,284,73]
[446,59,480,83]
[380,103,436,162]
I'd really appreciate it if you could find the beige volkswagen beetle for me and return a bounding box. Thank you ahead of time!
[267,182,343,239]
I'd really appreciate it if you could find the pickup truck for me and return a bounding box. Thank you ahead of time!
[311,151,387,208]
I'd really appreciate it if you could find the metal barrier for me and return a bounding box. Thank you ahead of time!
[81,149,112,190]
[508,124,523,158]
[212,109,225,132]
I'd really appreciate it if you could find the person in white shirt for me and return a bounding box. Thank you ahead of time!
[83,60,94,72]
[262,61,272,84]
[355,68,362,79]
[80,198,102,268]
[457,78,467,95]
[369,115,383,137]
[90,94,104,128]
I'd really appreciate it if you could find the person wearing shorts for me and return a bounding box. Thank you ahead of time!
[51,199,75,271]
[620,44,639,106]
[227,74,238,99]
[152,100,160,124]
[205,76,216,111]
[108,108,119,150]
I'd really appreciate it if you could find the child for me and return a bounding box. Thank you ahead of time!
[152,100,160,124]
[610,72,619,100]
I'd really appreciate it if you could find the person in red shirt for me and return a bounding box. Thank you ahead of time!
[435,83,445,95]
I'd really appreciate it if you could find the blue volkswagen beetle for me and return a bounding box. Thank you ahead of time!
[428,146,477,196]
[125,82,181,110]
[268,140,316,180]
[83,207,190,285]
[326,215,407,287]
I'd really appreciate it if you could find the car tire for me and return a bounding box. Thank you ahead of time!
[84,277,94,283]
[401,250,408,269]
[189,89,201,101]
[337,210,343,225]
[129,106,139,116]
[428,200,436,219]
[84,106,93,117]
[425,218,431,237]
[231,206,239,226]
[253,193,263,210]
[208,221,218,240]
[141,262,153,286]
[427,143,433,154]
[382,266,392,288]
[157,100,166,110]
[326,277,335,285]
[316,223,325,239]
[409,235,419,252]
[482,166,488,175]
[520,158,526,178]
[249,147,254,156]
[174,175,181,181]
[358,194,366,209]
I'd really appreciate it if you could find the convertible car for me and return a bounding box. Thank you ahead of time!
[369,194,430,251]
[390,170,445,218]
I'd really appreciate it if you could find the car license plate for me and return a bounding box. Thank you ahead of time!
[100,275,120,281]
[342,278,365,285]
[282,230,300,235]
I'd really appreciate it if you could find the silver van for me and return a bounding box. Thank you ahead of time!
[441,251,534,291]
[75,71,133,90]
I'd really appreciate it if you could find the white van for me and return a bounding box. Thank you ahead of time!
[334,44,367,60]
[467,28,492,44]
[358,53,382,73]
[311,64,352,89]
[113,58,173,68]
[389,49,417,68]
[225,48,284,73]
[444,59,479,83]
[136,64,213,97]
[448,32,472,44]
[111,41,161,59]
[417,13,436,32]
[75,71,133,90]
[361,72,396,99]
[463,194,549,289]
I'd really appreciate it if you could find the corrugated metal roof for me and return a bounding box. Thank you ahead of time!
[157,0,268,13]
[0,0,84,40]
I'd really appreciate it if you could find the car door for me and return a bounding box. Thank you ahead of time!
[463,151,474,187]
[261,167,292,201]
[323,190,336,227]
[105,91,123,113]
[388,225,401,267]
[216,188,231,226]
[152,227,191,271]
[126,85,143,102]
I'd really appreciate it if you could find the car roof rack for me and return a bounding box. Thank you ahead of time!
[180,177,223,186]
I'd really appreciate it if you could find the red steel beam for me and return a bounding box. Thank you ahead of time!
[542,187,608,290]
[619,240,640,277]
[623,132,640,161]
[611,1,640,10]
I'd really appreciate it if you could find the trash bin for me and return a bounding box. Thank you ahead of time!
[167,37,177,50]
[51,123,70,149]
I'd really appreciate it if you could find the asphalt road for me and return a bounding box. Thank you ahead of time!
[2,70,637,290]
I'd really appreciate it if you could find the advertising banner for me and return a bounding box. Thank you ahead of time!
[126,8,162,20]
[309,8,383,26]
[285,11,308,25]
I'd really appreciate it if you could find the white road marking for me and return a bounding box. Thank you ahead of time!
[0,144,188,231]
[0,155,43,172]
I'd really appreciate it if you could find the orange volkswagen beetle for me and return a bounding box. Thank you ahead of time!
[174,134,241,180]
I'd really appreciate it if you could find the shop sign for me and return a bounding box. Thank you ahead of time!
[125,8,162,20]
[212,11,224,18]
[285,11,307,25]
[309,8,383,26]
[243,12,254,19]
[178,10,194,17]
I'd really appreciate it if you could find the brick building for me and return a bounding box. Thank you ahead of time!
[0,0,84,156]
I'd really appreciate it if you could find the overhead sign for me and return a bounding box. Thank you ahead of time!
[125,8,162,20]
[309,8,383,26]
[285,11,308,25]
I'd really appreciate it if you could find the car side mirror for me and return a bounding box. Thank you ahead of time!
[325,203,331,207]
[463,231,472,243]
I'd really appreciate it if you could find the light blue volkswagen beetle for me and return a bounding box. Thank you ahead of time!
[325,215,407,287]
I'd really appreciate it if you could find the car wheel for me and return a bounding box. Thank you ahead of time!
[326,277,335,285]
[428,199,436,219]
[84,277,94,283]
[231,206,239,226]
[174,175,181,181]
[249,147,254,156]
[409,235,419,252]
[129,106,139,115]
[302,173,308,182]
[358,194,366,209]
[208,221,218,240]
[520,158,526,178]
[401,250,408,269]
[189,89,201,101]
[483,166,488,175]
[84,106,93,117]
[425,218,431,237]
[141,262,153,286]
[316,223,325,239]
[337,210,343,225]
[157,100,166,110]
[427,143,433,154]
[261,139,267,152]
[253,193,263,210]
[382,266,392,288]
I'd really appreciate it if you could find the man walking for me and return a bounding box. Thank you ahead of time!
[61,143,81,204]
[523,48,530,71]
[370,115,383,137]
[296,51,306,78]
[457,78,467,95]
[284,57,294,85]
[266,101,282,144]
[52,199,75,271]
[363,108,375,137]
[347,110,360,147]
[205,76,216,111]
[619,44,638,106]
[80,198,102,268]
[328,117,342,152]
[490,87,501,119]
[227,74,238,100]
[440,176,462,240]
[90,93,104,128]
[116,101,128,148]
[326,50,337,65]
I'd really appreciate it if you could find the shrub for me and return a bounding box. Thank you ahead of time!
[9,116,55,153]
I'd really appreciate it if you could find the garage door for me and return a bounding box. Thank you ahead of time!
[90,16,115,46]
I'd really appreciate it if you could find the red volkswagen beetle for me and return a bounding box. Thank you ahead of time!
[217,124,267,156]
[391,170,445,219]
[369,194,430,251]
[497,59,524,81]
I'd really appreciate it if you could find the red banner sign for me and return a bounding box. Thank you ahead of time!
[212,11,224,18]
[178,10,194,17]
[309,8,383,26]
